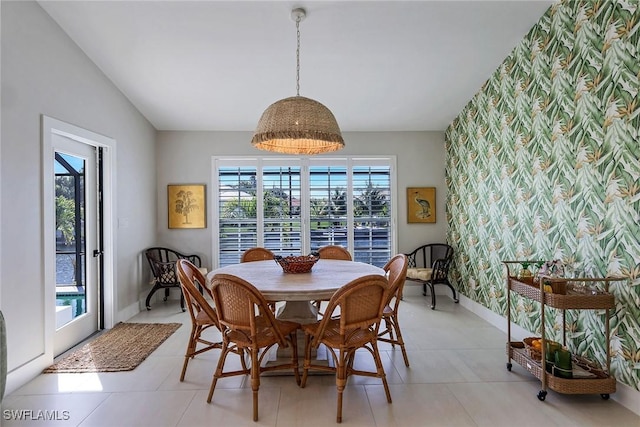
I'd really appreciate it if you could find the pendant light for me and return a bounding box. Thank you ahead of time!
[251,8,344,155]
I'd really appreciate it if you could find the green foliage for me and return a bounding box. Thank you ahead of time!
[329,188,347,218]
[354,181,389,219]
[222,197,256,219]
[56,195,76,245]
[310,198,328,218]
[446,0,640,391]
[263,189,292,218]
[220,188,293,219]
[55,175,78,245]
[55,175,75,199]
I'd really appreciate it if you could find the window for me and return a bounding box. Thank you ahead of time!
[309,164,348,251]
[262,164,302,254]
[213,157,396,267]
[217,165,258,266]
[352,164,392,266]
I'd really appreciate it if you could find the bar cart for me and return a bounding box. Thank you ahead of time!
[502,261,623,401]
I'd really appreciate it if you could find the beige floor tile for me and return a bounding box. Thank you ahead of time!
[4,294,638,427]
[395,349,482,383]
[278,384,375,426]
[177,389,279,426]
[448,381,559,426]
[367,383,476,426]
[456,348,536,382]
[8,372,100,396]
[535,391,640,427]
[457,325,509,349]
[158,351,246,391]
[448,381,640,427]
[84,356,178,393]
[402,327,470,350]
[78,390,195,427]
[1,392,109,426]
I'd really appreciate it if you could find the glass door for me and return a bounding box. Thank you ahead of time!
[53,135,99,355]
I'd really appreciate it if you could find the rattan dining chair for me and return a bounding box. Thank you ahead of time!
[377,254,410,366]
[241,247,278,312]
[208,273,301,422]
[175,259,246,382]
[314,245,353,316]
[300,274,391,423]
[317,245,352,261]
[241,247,275,263]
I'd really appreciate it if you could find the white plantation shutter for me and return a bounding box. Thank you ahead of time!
[216,163,258,266]
[352,161,392,266]
[213,157,396,268]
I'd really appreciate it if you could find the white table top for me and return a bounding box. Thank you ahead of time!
[206,259,385,301]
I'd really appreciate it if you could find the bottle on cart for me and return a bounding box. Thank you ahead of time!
[518,262,533,284]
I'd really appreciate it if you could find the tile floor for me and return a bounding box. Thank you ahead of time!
[3,288,640,426]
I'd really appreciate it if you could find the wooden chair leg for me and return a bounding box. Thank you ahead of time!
[372,341,392,403]
[250,347,260,422]
[301,334,312,388]
[208,341,231,403]
[180,325,199,381]
[392,317,410,367]
[289,332,301,385]
[384,318,396,348]
[238,347,248,371]
[336,360,346,423]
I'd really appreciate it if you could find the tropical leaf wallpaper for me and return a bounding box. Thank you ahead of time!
[445,0,639,391]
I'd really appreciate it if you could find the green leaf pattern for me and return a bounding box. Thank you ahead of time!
[445,0,640,390]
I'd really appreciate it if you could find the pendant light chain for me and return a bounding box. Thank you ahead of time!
[250,7,344,154]
[295,15,301,97]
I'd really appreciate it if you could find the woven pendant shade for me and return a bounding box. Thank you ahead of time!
[251,8,344,155]
[251,96,344,155]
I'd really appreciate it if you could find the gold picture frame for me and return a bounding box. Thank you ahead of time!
[407,187,436,223]
[168,184,206,229]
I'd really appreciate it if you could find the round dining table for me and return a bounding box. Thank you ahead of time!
[206,258,385,323]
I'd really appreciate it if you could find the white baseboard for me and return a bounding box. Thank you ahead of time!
[5,287,173,399]
[118,300,142,324]
[614,381,640,416]
[5,354,51,397]
[458,294,640,417]
[6,300,140,397]
[458,294,532,340]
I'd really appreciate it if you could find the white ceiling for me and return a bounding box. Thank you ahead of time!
[39,1,555,132]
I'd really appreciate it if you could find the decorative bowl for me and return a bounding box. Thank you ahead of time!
[274,254,319,274]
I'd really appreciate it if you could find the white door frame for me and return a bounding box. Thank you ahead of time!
[42,116,116,360]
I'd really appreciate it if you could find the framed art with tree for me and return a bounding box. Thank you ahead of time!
[168,184,206,229]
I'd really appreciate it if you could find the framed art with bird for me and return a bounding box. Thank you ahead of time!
[407,187,436,223]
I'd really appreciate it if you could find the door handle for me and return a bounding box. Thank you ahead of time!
[93,250,103,257]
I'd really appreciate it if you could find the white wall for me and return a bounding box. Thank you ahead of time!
[156,130,447,268]
[0,0,447,395]
[0,1,156,393]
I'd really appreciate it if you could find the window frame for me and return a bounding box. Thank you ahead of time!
[211,156,397,269]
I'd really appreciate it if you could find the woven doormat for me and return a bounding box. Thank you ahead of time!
[43,322,181,373]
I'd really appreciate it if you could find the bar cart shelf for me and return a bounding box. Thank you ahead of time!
[502,261,623,401]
